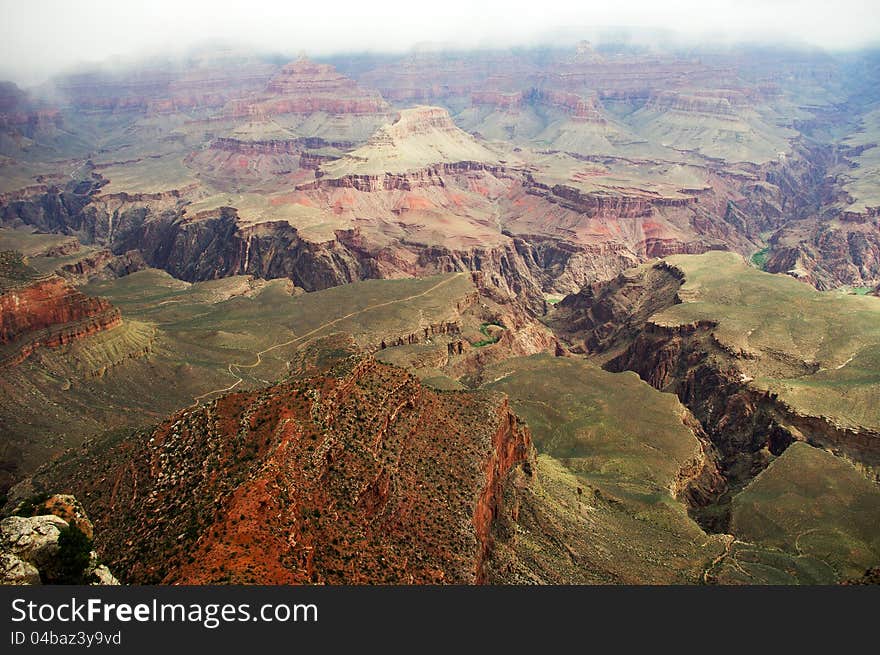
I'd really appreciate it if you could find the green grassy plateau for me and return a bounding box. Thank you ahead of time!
[658,251,880,432]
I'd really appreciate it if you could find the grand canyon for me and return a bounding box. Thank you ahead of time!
[1,19,880,586]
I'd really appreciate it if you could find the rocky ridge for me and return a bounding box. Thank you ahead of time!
[29,336,534,584]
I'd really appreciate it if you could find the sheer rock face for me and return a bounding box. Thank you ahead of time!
[548,260,685,354]
[37,336,532,584]
[57,249,147,284]
[0,277,117,345]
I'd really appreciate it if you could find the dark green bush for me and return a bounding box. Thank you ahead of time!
[56,525,93,584]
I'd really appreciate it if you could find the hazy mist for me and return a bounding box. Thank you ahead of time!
[1,0,879,85]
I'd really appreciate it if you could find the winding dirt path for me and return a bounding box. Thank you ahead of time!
[702,534,737,584]
[189,274,464,406]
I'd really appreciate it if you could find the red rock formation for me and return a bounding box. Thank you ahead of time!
[473,407,531,583]
[44,336,532,584]
[0,256,121,366]
[228,58,388,118]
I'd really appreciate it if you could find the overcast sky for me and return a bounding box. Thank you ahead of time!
[1,0,878,85]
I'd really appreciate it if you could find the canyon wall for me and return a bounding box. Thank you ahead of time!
[0,253,122,367]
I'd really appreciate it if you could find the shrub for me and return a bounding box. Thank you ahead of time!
[56,525,93,584]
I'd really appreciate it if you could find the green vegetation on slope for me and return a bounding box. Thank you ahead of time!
[725,443,880,583]
[483,354,726,583]
[1,264,475,485]
[472,321,505,347]
[658,251,880,431]
[750,247,769,270]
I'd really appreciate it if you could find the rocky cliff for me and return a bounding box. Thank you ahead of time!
[0,179,638,312]
[525,178,697,219]
[0,251,122,367]
[549,259,685,354]
[764,219,880,290]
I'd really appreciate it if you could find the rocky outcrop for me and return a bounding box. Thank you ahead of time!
[36,494,95,539]
[549,260,684,354]
[307,161,510,192]
[58,249,146,283]
[31,336,532,584]
[210,137,302,155]
[208,136,354,156]
[0,496,118,585]
[0,515,68,584]
[523,174,698,219]
[757,137,880,290]
[228,58,388,118]
[0,252,122,367]
[375,318,467,352]
[764,221,880,290]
